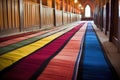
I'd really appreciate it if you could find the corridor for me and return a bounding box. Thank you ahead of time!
[0,0,120,80]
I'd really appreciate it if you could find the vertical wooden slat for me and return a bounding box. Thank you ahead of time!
[36,5,40,26]
[34,5,36,26]
[19,0,24,31]
[16,0,20,28]
[3,0,8,30]
[26,3,27,27]
[28,3,30,27]
[39,0,42,28]
[33,4,34,26]
[119,0,120,41]
[62,0,64,25]
[0,0,4,31]
[30,4,32,26]
[12,0,15,29]
[6,0,9,30]
[52,0,56,26]
[8,0,12,29]
[14,0,16,28]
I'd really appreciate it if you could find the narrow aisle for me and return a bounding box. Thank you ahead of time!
[78,23,117,80]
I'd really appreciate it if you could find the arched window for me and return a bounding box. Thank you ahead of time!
[85,5,91,17]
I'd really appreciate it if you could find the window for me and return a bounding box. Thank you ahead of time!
[85,5,91,17]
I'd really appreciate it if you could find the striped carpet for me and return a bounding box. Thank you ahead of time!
[77,23,118,80]
[37,23,87,80]
[0,23,86,80]
[0,22,118,80]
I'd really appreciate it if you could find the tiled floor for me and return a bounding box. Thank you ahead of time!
[92,23,120,80]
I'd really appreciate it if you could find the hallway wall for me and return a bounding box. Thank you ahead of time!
[0,0,81,36]
[94,0,120,52]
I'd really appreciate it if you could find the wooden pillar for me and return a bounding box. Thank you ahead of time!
[66,0,68,23]
[39,0,42,28]
[3,0,8,30]
[105,2,109,35]
[62,0,64,25]
[18,0,24,32]
[118,0,120,52]
[67,0,70,23]
[52,0,56,26]
[70,2,72,23]
[109,0,118,42]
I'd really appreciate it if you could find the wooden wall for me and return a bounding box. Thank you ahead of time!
[103,5,106,33]
[23,1,40,30]
[56,10,63,26]
[103,2,109,35]
[41,5,54,28]
[0,0,81,36]
[67,12,71,23]
[63,12,68,24]
[0,0,19,32]
[94,0,120,51]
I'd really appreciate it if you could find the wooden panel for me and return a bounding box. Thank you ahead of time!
[23,1,40,30]
[118,0,120,51]
[56,10,62,26]
[102,3,109,35]
[7,0,12,29]
[3,0,8,30]
[71,13,77,22]
[118,0,120,40]
[103,5,106,33]
[0,0,4,31]
[63,12,67,24]
[15,0,19,28]
[41,5,54,28]
[109,0,119,48]
[70,13,73,22]
[67,12,71,23]
[106,2,109,35]
[113,1,118,38]
[77,14,81,21]
[12,0,15,29]
[0,0,20,33]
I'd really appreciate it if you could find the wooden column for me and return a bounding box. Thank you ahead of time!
[18,0,24,32]
[109,0,120,53]
[66,0,68,24]
[52,0,56,26]
[109,0,112,42]
[62,0,64,25]
[39,0,42,28]
[105,2,109,35]
[70,1,72,23]
[109,0,118,42]
[118,0,120,52]
[3,0,8,30]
